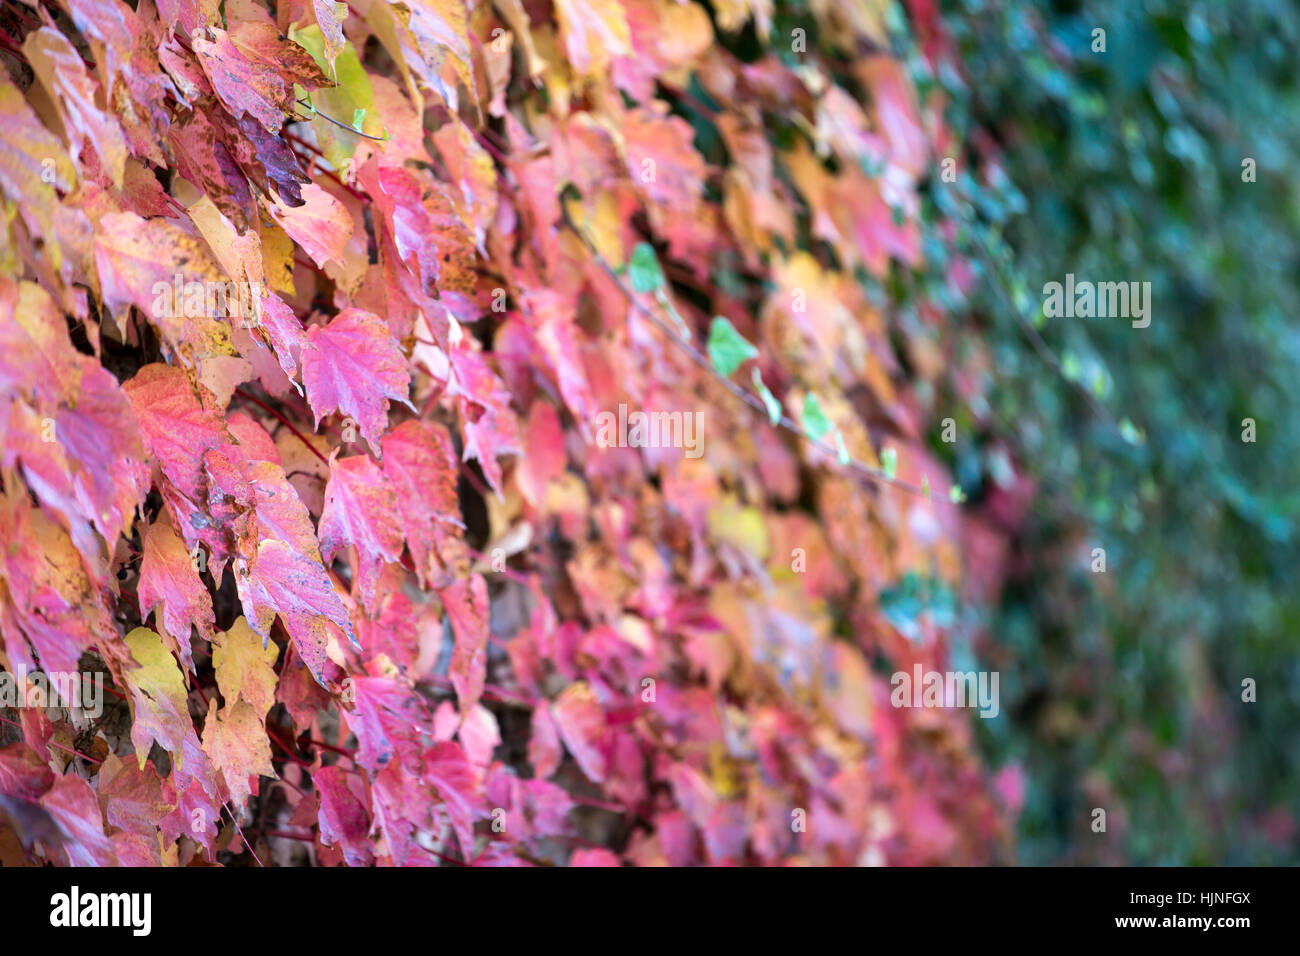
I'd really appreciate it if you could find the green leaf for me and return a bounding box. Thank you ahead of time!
[628,243,665,293]
[880,446,898,480]
[352,107,366,130]
[801,393,832,442]
[834,431,851,466]
[949,484,966,503]
[707,316,758,377]
[921,474,931,497]
[1118,417,1144,446]
[752,368,781,425]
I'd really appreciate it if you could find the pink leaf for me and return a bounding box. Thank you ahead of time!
[302,308,411,450]
[318,452,404,610]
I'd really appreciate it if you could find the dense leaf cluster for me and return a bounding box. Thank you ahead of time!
[0,0,1017,865]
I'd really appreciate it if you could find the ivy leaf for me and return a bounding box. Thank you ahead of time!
[628,242,665,293]
[212,616,280,723]
[752,368,781,424]
[552,682,607,783]
[381,420,465,587]
[122,627,192,771]
[200,698,276,809]
[442,574,490,712]
[235,539,355,689]
[708,316,759,377]
[318,451,405,611]
[314,765,373,866]
[801,393,833,442]
[880,446,898,480]
[302,308,412,452]
[137,510,216,667]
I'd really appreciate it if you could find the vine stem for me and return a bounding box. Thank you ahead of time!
[295,97,387,141]
[0,714,102,764]
[224,803,264,866]
[233,388,331,468]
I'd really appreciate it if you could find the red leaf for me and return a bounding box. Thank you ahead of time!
[318,452,404,610]
[40,775,117,866]
[270,183,353,268]
[302,308,411,450]
[446,343,520,495]
[137,510,216,666]
[420,741,480,854]
[0,743,54,801]
[124,363,229,502]
[193,24,323,133]
[441,574,489,712]
[528,701,562,779]
[552,682,608,783]
[235,539,354,688]
[345,675,428,771]
[315,765,373,866]
[381,420,465,585]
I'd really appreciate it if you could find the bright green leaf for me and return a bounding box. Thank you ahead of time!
[752,368,781,425]
[880,446,898,480]
[628,243,664,293]
[708,316,758,377]
[801,393,832,442]
[834,431,851,465]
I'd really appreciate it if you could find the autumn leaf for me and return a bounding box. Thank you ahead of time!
[201,698,276,809]
[193,24,325,134]
[314,765,373,865]
[270,183,354,268]
[122,627,192,771]
[23,27,128,188]
[302,308,412,450]
[236,539,354,689]
[138,510,216,668]
[40,775,117,866]
[381,420,465,585]
[420,741,480,853]
[124,363,229,504]
[552,682,607,783]
[318,451,405,610]
[442,574,489,712]
[213,616,280,722]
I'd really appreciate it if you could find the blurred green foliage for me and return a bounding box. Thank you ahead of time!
[920,0,1300,863]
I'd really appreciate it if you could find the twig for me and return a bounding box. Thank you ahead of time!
[0,714,103,764]
[295,98,387,141]
[224,803,264,867]
[234,388,330,467]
